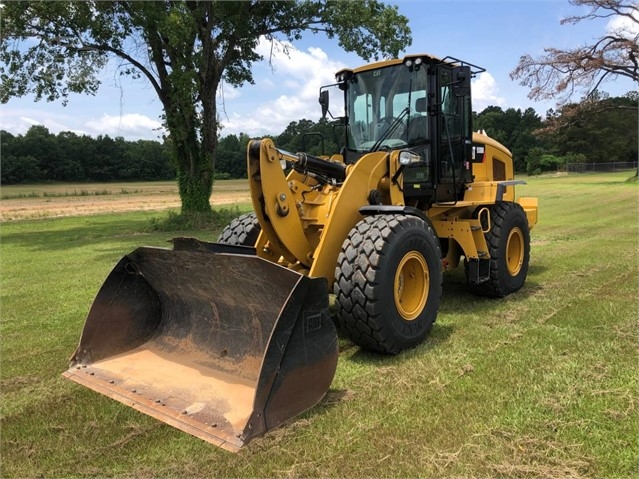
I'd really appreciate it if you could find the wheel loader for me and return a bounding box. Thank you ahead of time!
[64,54,538,451]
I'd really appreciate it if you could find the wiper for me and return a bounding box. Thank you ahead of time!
[369,107,410,152]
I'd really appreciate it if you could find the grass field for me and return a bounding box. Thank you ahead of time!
[1,173,637,477]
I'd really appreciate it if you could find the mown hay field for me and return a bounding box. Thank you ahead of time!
[1,173,637,477]
[0,179,251,221]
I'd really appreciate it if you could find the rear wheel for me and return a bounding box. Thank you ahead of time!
[334,214,442,354]
[469,202,530,297]
[217,212,261,247]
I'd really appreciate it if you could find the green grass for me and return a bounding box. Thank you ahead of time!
[1,172,637,477]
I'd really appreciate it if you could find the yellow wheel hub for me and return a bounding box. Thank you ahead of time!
[506,227,524,276]
[394,252,429,321]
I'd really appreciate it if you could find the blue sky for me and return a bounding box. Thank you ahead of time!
[1,0,636,141]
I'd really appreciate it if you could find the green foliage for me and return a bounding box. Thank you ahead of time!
[472,92,636,174]
[216,132,251,179]
[0,127,174,184]
[525,147,568,175]
[1,154,41,183]
[0,2,111,104]
[148,207,242,232]
[3,90,636,183]
[275,117,342,156]
[542,92,638,164]
[473,106,544,171]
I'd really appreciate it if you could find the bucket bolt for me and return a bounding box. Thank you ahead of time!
[276,192,289,217]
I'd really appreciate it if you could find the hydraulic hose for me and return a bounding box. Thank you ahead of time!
[275,147,346,182]
[249,140,347,183]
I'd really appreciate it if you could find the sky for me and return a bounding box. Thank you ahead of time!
[1,0,637,142]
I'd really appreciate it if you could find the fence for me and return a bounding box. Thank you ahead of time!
[563,161,638,173]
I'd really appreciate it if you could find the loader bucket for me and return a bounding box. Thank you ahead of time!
[63,239,338,452]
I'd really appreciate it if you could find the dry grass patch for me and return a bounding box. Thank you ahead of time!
[0,179,250,220]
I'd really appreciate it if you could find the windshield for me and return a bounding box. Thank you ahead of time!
[347,64,429,152]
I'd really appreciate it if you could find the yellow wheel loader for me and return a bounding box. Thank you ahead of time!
[64,54,538,451]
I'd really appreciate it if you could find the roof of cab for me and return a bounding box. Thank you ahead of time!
[335,53,445,77]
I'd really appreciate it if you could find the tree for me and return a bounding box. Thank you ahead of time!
[511,0,638,102]
[540,91,638,164]
[474,106,543,172]
[1,1,411,214]
[511,0,638,176]
[216,133,246,179]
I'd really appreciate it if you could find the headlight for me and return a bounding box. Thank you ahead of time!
[399,151,421,165]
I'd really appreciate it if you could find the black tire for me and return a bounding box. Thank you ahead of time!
[469,201,530,297]
[334,214,443,354]
[217,212,261,247]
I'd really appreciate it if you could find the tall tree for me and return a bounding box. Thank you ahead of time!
[1,1,411,213]
[510,0,638,102]
[511,0,638,175]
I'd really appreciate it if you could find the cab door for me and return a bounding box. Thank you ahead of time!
[435,66,472,202]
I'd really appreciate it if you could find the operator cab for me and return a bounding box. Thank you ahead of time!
[320,54,484,204]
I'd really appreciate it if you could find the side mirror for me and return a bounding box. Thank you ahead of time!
[452,65,471,97]
[319,90,329,118]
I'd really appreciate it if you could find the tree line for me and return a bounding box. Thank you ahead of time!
[1,126,174,184]
[1,91,636,185]
[474,92,638,175]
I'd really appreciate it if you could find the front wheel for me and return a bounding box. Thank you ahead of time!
[334,214,443,354]
[217,212,261,247]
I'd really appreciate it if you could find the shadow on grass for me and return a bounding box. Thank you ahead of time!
[1,210,240,253]
[336,262,548,369]
[344,323,455,367]
[1,216,163,252]
[441,262,548,303]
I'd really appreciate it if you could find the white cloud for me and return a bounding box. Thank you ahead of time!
[84,113,165,140]
[607,11,639,39]
[471,72,507,111]
[219,39,347,137]
[1,106,163,141]
[0,108,88,136]
[217,81,242,102]
[18,116,41,127]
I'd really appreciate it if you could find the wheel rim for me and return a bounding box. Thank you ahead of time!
[506,227,524,276]
[394,251,429,321]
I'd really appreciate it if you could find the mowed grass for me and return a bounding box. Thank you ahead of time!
[1,172,637,477]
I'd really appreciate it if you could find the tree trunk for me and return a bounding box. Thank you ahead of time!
[164,104,214,214]
[177,164,213,214]
[173,134,213,214]
[160,76,215,214]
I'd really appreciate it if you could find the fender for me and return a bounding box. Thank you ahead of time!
[359,205,434,228]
